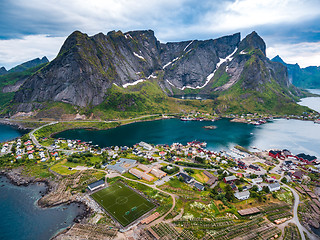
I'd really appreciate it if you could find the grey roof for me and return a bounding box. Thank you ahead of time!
[224,175,237,182]
[268,182,280,190]
[177,172,193,183]
[106,158,137,173]
[88,179,105,190]
[235,190,250,199]
[107,164,126,173]
[194,182,205,190]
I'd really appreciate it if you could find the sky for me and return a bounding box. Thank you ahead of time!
[0,0,320,69]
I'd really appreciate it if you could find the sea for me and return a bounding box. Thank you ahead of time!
[0,175,85,240]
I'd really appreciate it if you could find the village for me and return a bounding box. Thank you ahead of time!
[1,129,320,240]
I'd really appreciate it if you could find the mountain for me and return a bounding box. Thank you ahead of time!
[6,30,310,118]
[0,67,7,75]
[8,57,49,73]
[271,55,320,89]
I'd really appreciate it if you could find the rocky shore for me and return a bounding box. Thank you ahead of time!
[0,119,34,130]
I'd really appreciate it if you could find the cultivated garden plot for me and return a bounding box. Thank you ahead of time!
[91,181,155,227]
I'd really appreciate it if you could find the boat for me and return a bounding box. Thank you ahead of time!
[314,119,320,124]
[181,117,192,121]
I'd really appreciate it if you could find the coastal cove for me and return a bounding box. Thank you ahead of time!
[0,124,27,143]
[0,175,86,240]
[55,117,320,157]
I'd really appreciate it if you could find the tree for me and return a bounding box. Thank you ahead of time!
[281,177,287,184]
[252,185,258,192]
[224,184,234,202]
[238,186,243,192]
[272,192,277,198]
[262,186,270,193]
[195,156,205,164]
[185,168,194,174]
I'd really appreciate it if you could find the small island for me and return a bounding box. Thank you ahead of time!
[203,125,217,130]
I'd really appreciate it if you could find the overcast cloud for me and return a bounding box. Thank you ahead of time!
[0,0,320,68]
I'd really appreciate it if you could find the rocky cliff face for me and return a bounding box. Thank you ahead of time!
[12,30,302,114]
[160,33,240,91]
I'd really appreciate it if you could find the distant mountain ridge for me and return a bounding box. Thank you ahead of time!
[8,57,49,73]
[271,55,320,89]
[0,67,7,75]
[0,57,49,76]
[0,30,311,118]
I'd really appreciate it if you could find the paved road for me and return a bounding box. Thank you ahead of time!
[284,184,318,240]
[29,121,58,148]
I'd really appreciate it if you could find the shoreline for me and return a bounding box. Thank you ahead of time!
[0,168,93,239]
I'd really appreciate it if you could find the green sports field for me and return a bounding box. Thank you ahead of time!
[91,181,155,227]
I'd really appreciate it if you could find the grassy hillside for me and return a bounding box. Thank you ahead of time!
[91,80,214,119]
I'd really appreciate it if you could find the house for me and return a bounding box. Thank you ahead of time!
[295,153,317,164]
[266,178,276,183]
[234,190,250,200]
[177,172,193,184]
[223,175,237,184]
[269,150,284,159]
[88,179,105,191]
[249,164,261,171]
[252,178,263,184]
[293,170,304,179]
[139,141,153,151]
[282,149,293,158]
[268,182,281,192]
[129,168,154,181]
[159,151,166,158]
[237,160,247,169]
[194,182,205,191]
[138,164,152,173]
[107,158,137,174]
[151,169,167,179]
[203,170,218,185]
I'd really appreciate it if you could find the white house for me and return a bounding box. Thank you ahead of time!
[252,178,263,184]
[234,190,250,200]
[268,182,281,192]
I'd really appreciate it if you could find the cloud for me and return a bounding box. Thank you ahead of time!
[0,0,320,67]
[267,41,320,68]
[0,35,65,69]
[203,0,320,33]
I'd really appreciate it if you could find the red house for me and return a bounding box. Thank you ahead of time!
[269,150,285,160]
[295,153,317,164]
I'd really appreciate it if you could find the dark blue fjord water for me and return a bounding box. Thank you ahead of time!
[55,117,320,157]
[0,124,27,143]
[0,176,85,240]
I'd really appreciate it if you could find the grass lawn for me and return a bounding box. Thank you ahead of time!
[50,159,78,175]
[233,194,282,210]
[91,181,155,227]
[276,188,293,205]
[189,169,209,184]
[269,173,281,180]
